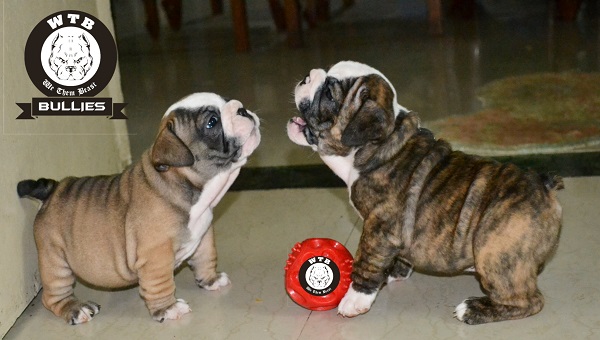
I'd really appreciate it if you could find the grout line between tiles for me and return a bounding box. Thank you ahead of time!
[296,310,313,340]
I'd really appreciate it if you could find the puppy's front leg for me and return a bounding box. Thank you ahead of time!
[187,226,231,290]
[338,215,398,317]
[137,241,191,322]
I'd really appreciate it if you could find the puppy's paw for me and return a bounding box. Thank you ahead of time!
[454,299,470,322]
[453,295,541,325]
[454,297,489,325]
[66,301,101,325]
[337,284,377,318]
[152,299,191,323]
[196,272,231,291]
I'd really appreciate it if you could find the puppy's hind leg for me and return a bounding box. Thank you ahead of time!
[454,270,544,326]
[456,240,545,324]
[386,257,414,284]
[38,248,100,325]
[188,226,230,291]
[454,290,544,325]
[455,204,560,324]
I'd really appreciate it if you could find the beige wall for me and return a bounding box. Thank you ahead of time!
[0,1,130,336]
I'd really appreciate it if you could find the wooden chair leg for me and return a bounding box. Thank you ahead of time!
[211,0,224,15]
[303,0,318,28]
[450,0,475,19]
[268,0,287,32]
[316,0,330,22]
[230,0,251,52]
[284,0,303,48]
[303,0,329,28]
[143,0,160,39]
[161,0,182,31]
[556,0,583,21]
[427,0,443,35]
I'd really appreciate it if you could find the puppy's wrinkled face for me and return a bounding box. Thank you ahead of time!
[151,93,261,175]
[288,61,403,156]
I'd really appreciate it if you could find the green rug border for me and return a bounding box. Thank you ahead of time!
[230,151,600,191]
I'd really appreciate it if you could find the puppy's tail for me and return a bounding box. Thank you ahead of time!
[540,173,564,191]
[17,178,58,201]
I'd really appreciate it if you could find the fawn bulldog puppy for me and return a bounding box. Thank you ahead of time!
[287,61,563,324]
[18,93,261,324]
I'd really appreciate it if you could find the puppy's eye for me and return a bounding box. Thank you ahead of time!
[206,115,219,129]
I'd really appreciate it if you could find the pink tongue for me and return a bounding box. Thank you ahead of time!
[292,116,306,126]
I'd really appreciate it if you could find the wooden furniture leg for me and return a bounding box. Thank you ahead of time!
[427,0,443,35]
[316,0,330,22]
[161,0,182,31]
[143,0,160,39]
[230,0,251,52]
[284,0,303,48]
[211,0,224,15]
[556,0,583,21]
[268,0,287,32]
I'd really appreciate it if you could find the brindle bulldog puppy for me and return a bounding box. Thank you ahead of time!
[18,93,260,324]
[287,61,563,324]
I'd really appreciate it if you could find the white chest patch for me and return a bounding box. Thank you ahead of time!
[321,151,363,219]
[321,151,359,189]
[174,169,239,267]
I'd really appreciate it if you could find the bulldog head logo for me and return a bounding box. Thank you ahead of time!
[307,263,333,290]
[48,32,93,81]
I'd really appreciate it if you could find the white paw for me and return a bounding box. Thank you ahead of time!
[337,284,377,317]
[69,302,101,325]
[199,272,231,291]
[154,299,191,322]
[454,300,469,321]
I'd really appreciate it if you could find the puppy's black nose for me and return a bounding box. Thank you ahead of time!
[237,108,250,117]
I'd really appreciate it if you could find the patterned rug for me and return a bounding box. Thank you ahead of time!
[425,73,600,156]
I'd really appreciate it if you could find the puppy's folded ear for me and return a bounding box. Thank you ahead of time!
[51,33,61,46]
[151,121,195,170]
[79,33,90,47]
[340,77,395,147]
[341,99,388,147]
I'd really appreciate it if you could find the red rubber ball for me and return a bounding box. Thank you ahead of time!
[285,238,353,311]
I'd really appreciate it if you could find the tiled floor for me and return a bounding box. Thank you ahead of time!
[6,0,600,339]
[6,178,600,339]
